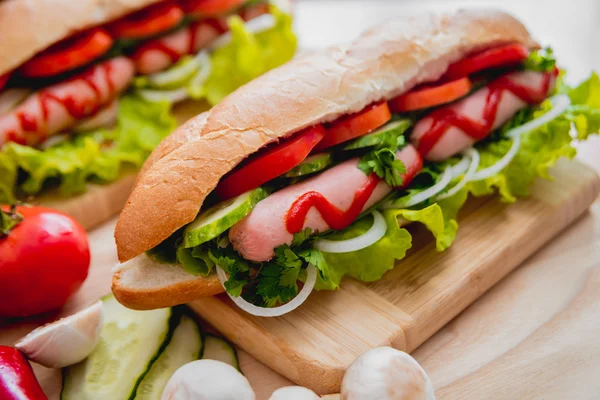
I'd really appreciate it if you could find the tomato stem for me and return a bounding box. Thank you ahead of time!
[0,204,23,237]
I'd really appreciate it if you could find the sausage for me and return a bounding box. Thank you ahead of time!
[0,57,134,147]
[411,70,556,161]
[229,145,422,262]
[132,3,269,75]
[132,20,224,75]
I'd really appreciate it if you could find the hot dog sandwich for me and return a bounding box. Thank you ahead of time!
[112,9,600,315]
[0,0,295,229]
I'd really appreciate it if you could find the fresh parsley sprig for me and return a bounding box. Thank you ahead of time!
[358,148,407,187]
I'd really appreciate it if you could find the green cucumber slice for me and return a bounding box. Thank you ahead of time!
[61,296,172,400]
[343,119,411,150]
[183,187,268,248]
[201,334,240,372]
[133,315,202,400]
[285,153,333,178]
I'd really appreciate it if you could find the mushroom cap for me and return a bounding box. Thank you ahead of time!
[269,386,320,400]
[161,359,255,400]
[341,347,435,400]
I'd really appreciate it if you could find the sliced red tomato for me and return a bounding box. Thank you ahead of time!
[445,44,529,80]
[389,77,471,113]
[182,0,246,17]
[20,29,113,78]
[108,3,184,40]
[216,125,327,199]
[0,72,10,91]
[314,102,391,151]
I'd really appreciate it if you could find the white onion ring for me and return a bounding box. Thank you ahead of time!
[210,14,276,50]
[216,264,317,317]
[470,135,521,181]
[391,167,453,208]
[138,87,189,103]
[189,52,212,89]
[450,155,471,177]
[506,94,571,139]
[314,211,387,253]
[437,148,481,199]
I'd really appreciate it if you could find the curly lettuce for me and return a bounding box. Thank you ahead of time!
[0,95,176,202]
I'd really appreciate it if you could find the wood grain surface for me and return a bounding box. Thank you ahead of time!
[2,1,600,398]
[187,159,600,394]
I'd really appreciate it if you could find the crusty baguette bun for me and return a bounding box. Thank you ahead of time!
[113,253,223,310]
[0,0,164,76]
[115,9,539,263]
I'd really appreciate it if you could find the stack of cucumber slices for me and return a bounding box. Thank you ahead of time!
[61,295,239,400]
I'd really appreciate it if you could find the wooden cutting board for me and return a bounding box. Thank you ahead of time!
[188,158,600,395]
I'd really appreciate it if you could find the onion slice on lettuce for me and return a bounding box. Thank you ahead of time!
[314,211,387,253]
[216,264,317,317]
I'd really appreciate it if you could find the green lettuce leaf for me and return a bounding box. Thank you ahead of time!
[0,95,176,201]
[467,72,600,202]
[200,5,296,105]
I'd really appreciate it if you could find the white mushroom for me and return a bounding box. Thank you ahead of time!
[161,359,255,400]
[15,300,103,368]
[269,386,320,400]
[341,347,435,400]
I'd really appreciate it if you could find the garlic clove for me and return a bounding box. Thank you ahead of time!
[162,359,255,400]
[341,347,435,400]
[269,386,320,400]
[15,300,103,368]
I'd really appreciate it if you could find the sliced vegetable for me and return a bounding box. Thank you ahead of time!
[184,187,269,247]
[437,148,480,200]
[201,334,240,371]
[444,44,530,80]
[389,78,471,112]
[134,315,202,400]
[182,0,246,17]
[342,119,411,150]
[20,29,113,78]
[108,3,184,40]
[314,211,387,253]
[0,346,47,400]
[315,102,391,151]
[144,51,211,89]
[285,153,333,177]
[216,264,317,317]
[215,125,326,199]
[61,296,172,400]
[386,167,453,209]
[138,87,189,103]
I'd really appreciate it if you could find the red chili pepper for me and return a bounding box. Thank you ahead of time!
[0,346,47,400]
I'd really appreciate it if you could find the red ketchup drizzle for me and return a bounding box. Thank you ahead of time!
[417,70,557,157]
[286,174,381,234]
[141,41,183,63]
[14,62,114,145]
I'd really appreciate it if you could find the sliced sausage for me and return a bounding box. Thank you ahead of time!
[229,145,422,262]
[0,57,134,147]
[132,20,224,75]
[411,70,556,161]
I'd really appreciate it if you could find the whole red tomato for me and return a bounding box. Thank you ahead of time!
[0,206,90,318]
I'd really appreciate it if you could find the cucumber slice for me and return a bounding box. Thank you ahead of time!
[343,119,411,150]
[201,334,240,372]
[61,296,172,400]
[285,153,333,178]
[133,315,202,400]
[183,187,268,248]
